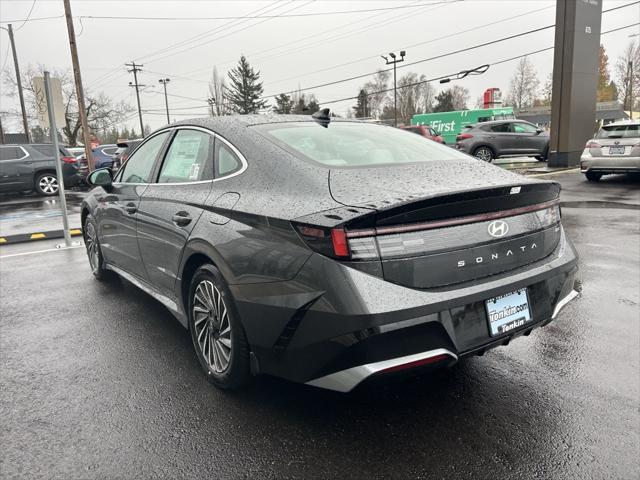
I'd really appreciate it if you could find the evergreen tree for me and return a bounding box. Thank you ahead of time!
[273,93,293,114]
[433,90,455,112]
[225,55,268,114]
[353,89,369,118]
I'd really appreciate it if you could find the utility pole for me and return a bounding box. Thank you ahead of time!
[63,0,94,170]
[126,62,145,136]
[159,78,171,124]
[0,116,5,144]
[629,60,634,120]
[5,24,30,143]
[207,97,215,116]
[382,50,406,127]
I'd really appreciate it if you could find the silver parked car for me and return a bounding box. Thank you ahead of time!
[580,121,640,181]
[455,120,549,162]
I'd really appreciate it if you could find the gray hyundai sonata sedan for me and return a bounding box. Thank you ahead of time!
[82,112,579,392]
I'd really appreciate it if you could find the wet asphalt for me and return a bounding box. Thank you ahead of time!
[0,171,638,479]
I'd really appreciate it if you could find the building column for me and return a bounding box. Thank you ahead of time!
[548,0,603,168]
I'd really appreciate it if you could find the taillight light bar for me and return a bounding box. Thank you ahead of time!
[61,156,76,164]
[346,199,560,238]
[585,141,601,148]
[456,133,473,141]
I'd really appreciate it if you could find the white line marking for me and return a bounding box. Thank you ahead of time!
[0,245,84,259]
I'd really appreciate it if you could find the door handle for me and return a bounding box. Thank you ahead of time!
[172,212,192,226]
[124,203,137,214]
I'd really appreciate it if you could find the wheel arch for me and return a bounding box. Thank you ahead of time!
[178,241,231,324]
[473,144,497,157]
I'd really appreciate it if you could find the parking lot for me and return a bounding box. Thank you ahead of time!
[0,171,638,479]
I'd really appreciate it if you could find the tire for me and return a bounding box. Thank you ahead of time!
[585,172,602,182]
[473,146,494,162]
[35,172,59,196]
[83,215,114,281]
[188,264,250,390]
[535,147,549,162]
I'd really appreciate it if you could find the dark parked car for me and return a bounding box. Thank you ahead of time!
[81,114,579,392]
[0,143,84,196]
[111,139,143,172]
[455,120,549,162]
[399,124,444,143]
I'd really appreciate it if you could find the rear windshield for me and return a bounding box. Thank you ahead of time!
[255,122,468,167]
[596,124,639,139]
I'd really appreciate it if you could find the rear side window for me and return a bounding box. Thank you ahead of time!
[118,132,169,183]
[158,129,213,183]
[31,145,55,156]
[0,146,24,160]
[216,142,242,177]
[596,124,639,139]
[489,124,511,133]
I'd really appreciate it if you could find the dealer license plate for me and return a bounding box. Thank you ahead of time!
[609,146,625,155]
[485,289,532,337]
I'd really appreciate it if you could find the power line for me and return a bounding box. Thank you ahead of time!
[76,2,450,21]
[263,4,554,88]
[143,1,314,65]
[260,24,556,100]
[259,2,639,101]
[318,22,640,107]
[183,0,442,77]
[15,0,37,31]
[0,14,63,24]
[135,1,287,63]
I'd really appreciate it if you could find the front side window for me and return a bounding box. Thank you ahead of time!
[513,122,538,134]
[118,132,169,183]
[255,122,468,168]
[158,129,213,183]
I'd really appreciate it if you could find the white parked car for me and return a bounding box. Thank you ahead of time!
[581,120,640,181]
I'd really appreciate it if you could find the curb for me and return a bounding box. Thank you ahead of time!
[528,167,580,177]
[0,228,83,245]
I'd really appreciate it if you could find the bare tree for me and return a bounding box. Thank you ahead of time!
[450,85,470,110]
[208,66,229,116]
[362,69,390,118]
[615,41,640,111]
[506,56,540,109]
[2,63,132,145]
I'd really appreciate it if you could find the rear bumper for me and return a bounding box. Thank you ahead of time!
[231,227,579,391]
[580,155,640,174]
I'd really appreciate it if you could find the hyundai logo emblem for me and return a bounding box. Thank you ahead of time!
[488,220,509,238]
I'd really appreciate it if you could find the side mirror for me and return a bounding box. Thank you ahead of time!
[87,168,113,188]
[536,128,544,134]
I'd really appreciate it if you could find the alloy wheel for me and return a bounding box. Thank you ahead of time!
[39,175,59,194]
[475,147,493,162]
[193,280,232,373]
[85,222,100,273]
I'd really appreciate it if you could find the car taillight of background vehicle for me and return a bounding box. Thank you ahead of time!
[61,156,76,164]
[457,133,474,141]
[585,141,601,148]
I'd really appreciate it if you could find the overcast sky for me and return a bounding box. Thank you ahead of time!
[0,0,638,134]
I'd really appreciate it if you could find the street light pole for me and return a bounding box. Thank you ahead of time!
[5,24,31,143]
[382,50,406,127]
[159,78,171,124]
